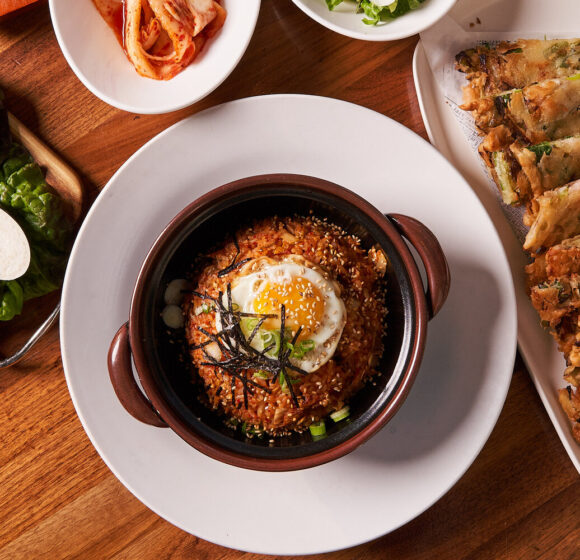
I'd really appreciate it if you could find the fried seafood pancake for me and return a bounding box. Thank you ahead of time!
[458,38,580,445]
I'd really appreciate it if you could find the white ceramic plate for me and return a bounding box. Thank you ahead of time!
[291,0,456,41]
[413,0,580,474]
[60,94,517,555]
[49,0,260,114]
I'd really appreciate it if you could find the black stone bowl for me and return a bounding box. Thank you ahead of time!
[107,174,449,471]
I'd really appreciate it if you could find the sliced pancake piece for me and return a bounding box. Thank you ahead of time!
[479,135,580,217]
[512,135,580,199]
[463,75,580,138]
[524,180,580,253]
[505,75,580,144]
[479,125,529,205]
[456,39,580,94]
[529,275,580,327]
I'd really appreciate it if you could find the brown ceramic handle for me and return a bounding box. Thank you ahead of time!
[387,213,450,319]
[107,323,167,428]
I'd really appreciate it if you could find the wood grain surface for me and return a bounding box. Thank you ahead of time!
[0,2,578,559]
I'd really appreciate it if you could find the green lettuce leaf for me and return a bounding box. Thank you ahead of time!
[0,158,71,252]
[0,280,24,321]
[0,123,71,320]
[328,0,428,26]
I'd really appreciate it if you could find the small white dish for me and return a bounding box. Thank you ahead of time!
[49,0,260,114]
[291,0,456,41]
[60,94,517,554]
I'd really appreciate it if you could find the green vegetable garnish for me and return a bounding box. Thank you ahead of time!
[261,329,281,357]
[526,141,553,163]
[326,0,427,27]
[494,89,521,109]
[0,93,71,321]
[287,339,316,359]
[0,281,24,321]
[330,405,350,422]
[309,420,326,437]
[279,369,301,393]
[491,151,519,205]
[253,326,316,361]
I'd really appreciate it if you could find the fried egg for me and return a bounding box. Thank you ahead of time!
[222,256,347,373]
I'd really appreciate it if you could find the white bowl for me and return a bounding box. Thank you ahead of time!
[49,0,261,114]
[292,0,456,41]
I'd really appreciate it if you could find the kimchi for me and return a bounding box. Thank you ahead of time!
[92,0,226,80]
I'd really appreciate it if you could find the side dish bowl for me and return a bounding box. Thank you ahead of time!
[107,174,450,471]
[49,0,260,114]
[291,0,457,41]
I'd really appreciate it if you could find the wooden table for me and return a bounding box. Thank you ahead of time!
[1,2,579,559]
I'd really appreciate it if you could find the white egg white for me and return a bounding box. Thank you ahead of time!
[220,257,347,373]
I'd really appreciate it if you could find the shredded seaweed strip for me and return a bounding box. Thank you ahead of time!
[190,287,308,408]
[217,235,251,277]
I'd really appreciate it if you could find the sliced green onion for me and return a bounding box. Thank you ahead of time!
[291,339,315,359]
[309,420,326,437]
[491,151,519,205]
[330,406,350,423]
[201,303,212,314]
[261,330,281,356]
[526,141,553,163]
[253,370,270,380]
[279,370,287,392]
[241,317,260,336]
[278,370,300,393]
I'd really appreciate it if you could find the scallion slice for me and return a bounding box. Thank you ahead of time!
[261,330,281,356]
[330,406,350,422]
[309,420,326,437]
[241,317,260,336]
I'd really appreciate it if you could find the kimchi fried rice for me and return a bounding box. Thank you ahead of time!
[183,215,388,436]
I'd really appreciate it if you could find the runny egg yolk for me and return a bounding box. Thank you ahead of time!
[252,277,324,338]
